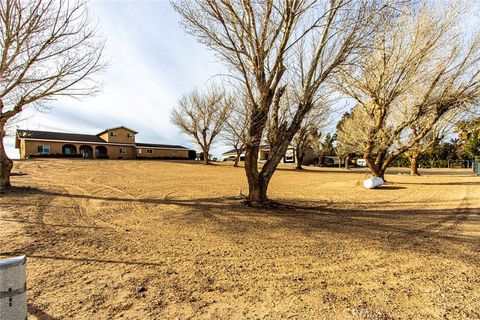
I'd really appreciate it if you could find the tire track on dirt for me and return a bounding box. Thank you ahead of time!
[421,188,470,234]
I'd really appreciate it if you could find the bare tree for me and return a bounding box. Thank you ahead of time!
[335,112,355,169]
[292,120,322,170]
[173,0,380,205]
[336,106,380,158]
[171,85,233,165]
[0,0,106,191]
[222,96,249,167]
[406,112,460,175]
[336,2,480,179]
[291,107,325,170]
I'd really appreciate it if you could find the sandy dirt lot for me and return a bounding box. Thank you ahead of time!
[1,159,479,319]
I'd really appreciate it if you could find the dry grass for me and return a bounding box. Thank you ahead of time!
[1,159,479,319]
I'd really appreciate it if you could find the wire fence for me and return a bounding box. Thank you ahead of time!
[391,158,474,169]
[474,157,480,176]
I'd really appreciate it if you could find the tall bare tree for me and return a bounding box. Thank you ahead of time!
[292,119,322,170]
[336,2,480,179]
[290,104,326,170]
[171,85,234,165]
[222,96,249,167]
[405,112,460,175]
[0,0,106,191]
[173,0,380,205]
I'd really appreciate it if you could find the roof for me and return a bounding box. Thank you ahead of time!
[135,142,188,149]
[16,129,190,150]
[17,130,106,143]
[97,126,138,136]
[222,145,271,155]
[222,148,240,155]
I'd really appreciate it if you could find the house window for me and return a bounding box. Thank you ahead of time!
[138,149,142,154]
[110,131,117,137]
[37,145,50,154]
[127,133,134,138]
[146,149,153,154]
[171,150,178,156]
[119,148,127,154]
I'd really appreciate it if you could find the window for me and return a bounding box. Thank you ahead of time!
[110,131,117,137]
[119,148,126,154]
[37,145,50,154]
[146,149,153,154]
[138,149,142,154]
[171,150,178,156]
[127,133,134,138]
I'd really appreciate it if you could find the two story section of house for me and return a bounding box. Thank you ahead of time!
[15,126,191,160]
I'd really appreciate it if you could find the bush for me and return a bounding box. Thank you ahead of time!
[29,153,82,158]
[390,157,470,168]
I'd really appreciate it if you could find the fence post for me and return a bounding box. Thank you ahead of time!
[0,256,27,320]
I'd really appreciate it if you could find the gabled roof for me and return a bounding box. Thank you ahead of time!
[222,145,270,155]
[97,126,138,136]
[135,142,188,149]
[16,128,190,150]
[222,148,241,155]
[17,130,106,143]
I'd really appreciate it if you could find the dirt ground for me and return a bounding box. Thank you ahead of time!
[1,159,479,319]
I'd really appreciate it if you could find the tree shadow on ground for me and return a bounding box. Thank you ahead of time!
[10,172,28,176]
[0,217,108,229]
[394,181,479,186]
[2,187,479,266]
[28,304,57,320]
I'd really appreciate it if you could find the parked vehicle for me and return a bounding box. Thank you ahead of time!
[356,158,367,167]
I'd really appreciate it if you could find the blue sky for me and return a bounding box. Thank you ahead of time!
[5,0,227,159]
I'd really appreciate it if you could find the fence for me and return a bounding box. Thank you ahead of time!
[474,157,480,176]
[391,158,473,169]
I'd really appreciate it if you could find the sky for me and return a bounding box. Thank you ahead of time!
[5,0,228,159]
[6,1,477,159]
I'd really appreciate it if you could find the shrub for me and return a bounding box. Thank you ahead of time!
[29,153,82,158]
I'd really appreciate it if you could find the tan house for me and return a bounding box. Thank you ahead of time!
[15,126,191,160]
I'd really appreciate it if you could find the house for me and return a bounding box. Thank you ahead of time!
[221,146,317,165]
[15,126,191,160]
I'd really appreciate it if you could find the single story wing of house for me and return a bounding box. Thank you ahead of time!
[15,126,194,160]
[221,145,317,165]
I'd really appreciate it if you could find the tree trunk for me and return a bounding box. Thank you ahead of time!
[244,137,291,205]
[233,149,241,167]
[409,153,420,176]
[202,147,210,165]
[0,126,13,192]
[319,153,324,167]
[345,156,349,169]
[244,93,299,205]
[295,149,304,170]
[365,156,384,179]
[246,171,269,203]
[245,144,269,203]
